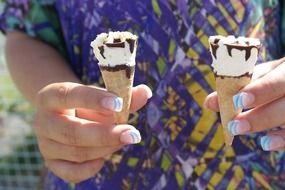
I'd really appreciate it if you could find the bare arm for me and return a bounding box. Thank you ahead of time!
[5,31,80,106]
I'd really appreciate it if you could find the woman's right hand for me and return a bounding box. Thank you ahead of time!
[33,82,152,183]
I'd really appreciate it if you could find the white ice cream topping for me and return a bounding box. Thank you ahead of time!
[209,35,261,77]
[91,31,138,67]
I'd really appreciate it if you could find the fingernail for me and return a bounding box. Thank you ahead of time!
[120,129,141,144]
[145,87,153,99]
[233,92,255,110]
[227,120,251,136]
[101,97,123,112]
[260,136,285,151]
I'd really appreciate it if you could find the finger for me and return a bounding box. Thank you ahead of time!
[233,62,285,110]
[259,130,285,151]
[251,57,285,81]
[39,138,121,163]
[203,91,219,112]
[37,82,123,113]
[226,96,285,136]
[130,84,152,113]
[34,112,141,147]
[75,84,152,120]
[46,158,104,183]
[75,108,114,124]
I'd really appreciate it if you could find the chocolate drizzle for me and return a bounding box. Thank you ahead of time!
[113,38,121,43]
[97,35,137,60]
[210,44,219,59]
[126,39,136,53]
[100,65,135,79]
[210,38,220,59]
[225,44,258,61]
[214,72,252,79]
[214,38,220,44]
[98,46,105,59]
[106,41,125,48]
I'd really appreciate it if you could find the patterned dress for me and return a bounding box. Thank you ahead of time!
[1,0,285,189]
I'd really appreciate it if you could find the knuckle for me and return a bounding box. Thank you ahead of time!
[60,123,79,145]
[261,116,273,129]
[253,114,272,131]
[55,84,71,107]
[83,88,94,109]
[263,77,279,95]
[99,128,111,146]
[35,112,53,138]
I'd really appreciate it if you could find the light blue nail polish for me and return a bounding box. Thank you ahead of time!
[233,93,243,110]
[260,136,272,151]
[114,97,123,112]
[227,120,238,136]
[129,130,141,144]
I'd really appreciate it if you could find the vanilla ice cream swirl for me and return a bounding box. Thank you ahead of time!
[91,31,138,67]
[209,35,261,77]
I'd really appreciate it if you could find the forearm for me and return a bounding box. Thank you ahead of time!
[5,31,80,106]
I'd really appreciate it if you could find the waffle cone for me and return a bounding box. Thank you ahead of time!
[100,68,135,124]
[215,75,251,146]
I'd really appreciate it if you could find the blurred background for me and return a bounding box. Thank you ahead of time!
[0,34,44,189]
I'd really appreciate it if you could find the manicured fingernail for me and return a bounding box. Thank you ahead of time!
[101,97,123,112]
[233,92,255,110]
[227,120,251,136]
[260,136,285,151]
[120,129,141,144]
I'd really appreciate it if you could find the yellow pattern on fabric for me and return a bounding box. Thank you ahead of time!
[127,157,139,167]
[217,2,238,31]
[227,166,244,190]
[203,124,224,158]
[197,30,210,49]
[209,161,232,187]
[180,73,216,151]
[168,39,176,61]
[207,15,228,35]
[187,48,199,59]
[151,0,161,17]
[194,163,207,176]
[156,57,166,75]
[224,146,235,158]
[230,0,245,22]
[161,152,171,172]
[175,169,184,188]
[253,171,273,190]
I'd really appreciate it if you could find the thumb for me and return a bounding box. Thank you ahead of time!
[130,84,152,113]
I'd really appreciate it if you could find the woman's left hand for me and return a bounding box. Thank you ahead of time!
[204,57,285,151]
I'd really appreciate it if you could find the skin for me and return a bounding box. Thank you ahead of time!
[5,31,152,183]
[204,57,285,150]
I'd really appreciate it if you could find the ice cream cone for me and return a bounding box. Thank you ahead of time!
[209,35,261,146]
[215,75,251,146]
[100,66,135,124]
[91,31,138,124]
